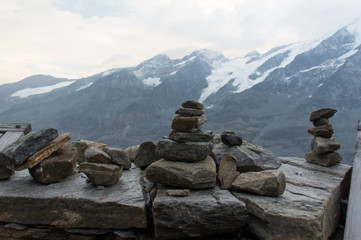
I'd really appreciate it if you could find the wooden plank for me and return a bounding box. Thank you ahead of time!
[344,120,361,239]
[0,131,24,152]
[0,123,31,134]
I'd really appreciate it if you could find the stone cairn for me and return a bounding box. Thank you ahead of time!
[145,100,216,191]
[305,108,342,167]
[0,128,77,184]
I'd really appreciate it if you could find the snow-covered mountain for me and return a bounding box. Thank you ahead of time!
[1,21,361,165]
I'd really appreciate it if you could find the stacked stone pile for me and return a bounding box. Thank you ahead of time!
[305,108,342,167]
[0,128,77,184]
[146,100,216,189]
[78,145,131,186]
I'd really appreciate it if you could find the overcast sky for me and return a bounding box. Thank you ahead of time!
[0,0,360,85]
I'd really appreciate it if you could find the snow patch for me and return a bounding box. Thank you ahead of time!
[143,77,161,87]
[102,69,118,77]
[169,71,178,76]
[76,82,93,91]
[174,56,196,66]
[11,81,75,98]
[318,83,324,88]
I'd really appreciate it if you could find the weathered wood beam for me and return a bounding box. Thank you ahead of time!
[0,123,31,134]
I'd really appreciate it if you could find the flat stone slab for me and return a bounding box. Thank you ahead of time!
[153,186,247,239]
[0,164,147,229]
[232,157,351,240]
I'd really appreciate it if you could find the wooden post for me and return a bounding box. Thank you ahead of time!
[344,120,361,239]
[0,123,31,151]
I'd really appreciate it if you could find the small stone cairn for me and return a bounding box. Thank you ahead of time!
[145,100,216,190]
[305,108,342,167]
[0,128,77,184]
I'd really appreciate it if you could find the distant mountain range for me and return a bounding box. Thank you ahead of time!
[1,21,361,165]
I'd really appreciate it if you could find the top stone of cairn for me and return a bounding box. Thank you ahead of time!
[182,100,204,110]
[309,108,337,122]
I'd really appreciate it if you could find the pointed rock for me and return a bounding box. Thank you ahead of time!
[72,140,107,164]
[305,151,342,167]
[134,141,159,168]
[311,137,340,154]
[171,115,207,132]
[84,147,111,164]
[29,144,77,184]
[310,108,337,121]
[0,128,58,168]
[79,162,123,186]
[156,139,213,162]
[181,100,204,110]
[232,170,286,196]
[102,147,131,170]
[307,124,334,138]
[145,156,216,189]
[218,153,240,189]
[15,133,71,171]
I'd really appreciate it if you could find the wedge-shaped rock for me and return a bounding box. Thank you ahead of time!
[0,164,146,229]
[134,141,159,168]
[102,147,131,169]
[169,130,213,143]
[232,157,351,240]
[29,144,77,184]
[153,186,247,239]
[146,156,216,189]
[79,162,123,186]
[0,128,58,168]
[218,153,240,189]
[307,124,334,138]
[213,141,281,172]
[85,147,111,164]
[232,169,286,196]
[310,108,337,121]
[15,133,71,171]
[156,139,213,162]
[72,140,107,163]
[171,115,206,132]
[305,151,342,166]
[311,137,340,154]
[175,107,204,117]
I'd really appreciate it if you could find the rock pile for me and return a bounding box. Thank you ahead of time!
[146,100,216,189]
[79,146,131,186]
[305,108,342,166]
[0,128,76,184]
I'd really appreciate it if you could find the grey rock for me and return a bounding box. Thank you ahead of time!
[213,141,281,173]
[124,144,139,162]
[171,115,207,132]
[29,144,77,184]
[165,189,190,197]
[308,124,334,138]
[0,165,14,180]
[72,140,107,164]
[145,156,216,189]
[305,151,342,167]
[156,139,213,162]
[221,134,243,146]
[232,157,351,240]
[0,164,147,229]
[169,130,213,143]
[311,137,340,154]
[313,118,329,126]
[84,147,111,164]
[310,108,337,121]
[0,128,58,168]
[134,141,159,168]
[153,186,247,239]
[79,162,123,186]
[218,153,240,189]
[175,107,204,117]
[181,100,204,110]
[232,169,286,196]
[102,147,131,170]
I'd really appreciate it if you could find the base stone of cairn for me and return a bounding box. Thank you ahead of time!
[305,108,342,166]
[146,100,216,189]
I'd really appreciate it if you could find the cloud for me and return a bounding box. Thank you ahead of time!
[0,0,360,84]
